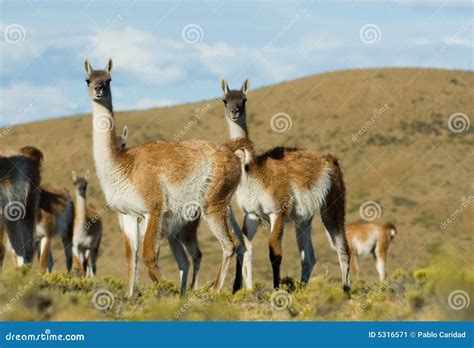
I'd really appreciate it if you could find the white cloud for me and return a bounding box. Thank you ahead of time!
[0,81,80,124]
[441,37,473,48]
[131,98,176,110]
[88,27,187,84]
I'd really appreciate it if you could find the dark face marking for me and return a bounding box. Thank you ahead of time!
[86,70,111,101]
[223,90,247,121]
[73,178,88,198]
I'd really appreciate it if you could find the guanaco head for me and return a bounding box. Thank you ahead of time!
[383,223,398,241]
[220,78,248,122]
[84,58,113,101]
[71,170,90,199]
[115,126,128,150]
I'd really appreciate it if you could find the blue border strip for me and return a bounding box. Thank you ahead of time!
[0,321,472,348]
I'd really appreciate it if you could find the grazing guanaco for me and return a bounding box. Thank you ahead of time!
[115,125,203,295]
[0,146,43,268]
[71,171,102,277]
[84,59,240,297]
[36,183,74,273]
[345,223,397,281]
[221,79,351,293]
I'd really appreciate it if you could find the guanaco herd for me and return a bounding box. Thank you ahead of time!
[0,59,398,299]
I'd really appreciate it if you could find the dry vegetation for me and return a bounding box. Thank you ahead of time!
[1,68,473,321]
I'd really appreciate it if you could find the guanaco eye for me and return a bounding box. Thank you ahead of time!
[85,79,90,85]
[223,100,227,105]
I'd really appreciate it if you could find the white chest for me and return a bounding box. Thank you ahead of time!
[353,230,379,257]
[235,176,275,218]
[95,158,147,217]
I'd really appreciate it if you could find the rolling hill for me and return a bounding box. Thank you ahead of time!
[1,68,473,321]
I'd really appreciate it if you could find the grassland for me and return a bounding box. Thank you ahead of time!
[1,68,473,321]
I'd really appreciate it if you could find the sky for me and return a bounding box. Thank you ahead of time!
[0,0,473,126]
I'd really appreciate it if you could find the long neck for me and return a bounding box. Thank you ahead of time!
[91,97,117,164]
[74,193,86,229]
[226,114,248,140]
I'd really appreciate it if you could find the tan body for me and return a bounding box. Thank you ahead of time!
[345,223,397,281]
[221,80,350,292]
[85,59,240,297]
[36,183,74,273]
[0,146,43,268]
[71,171,102,278]
[115,127,203,296]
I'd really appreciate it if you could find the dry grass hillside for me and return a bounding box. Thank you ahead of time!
[1,68,473,321]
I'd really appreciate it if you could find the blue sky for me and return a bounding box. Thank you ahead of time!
[0,0,472,126]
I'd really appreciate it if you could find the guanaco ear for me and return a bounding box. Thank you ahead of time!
[122,125,129,140]
[105,58,113,75]
[241,78,249,95]
[85,170,91,181]
[84,58,92,77]
[235,149,250,166]
[235,149,245,164]
[221,78,229,96]
[71,170,77,182]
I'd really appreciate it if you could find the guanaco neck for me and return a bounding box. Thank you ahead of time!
[226,114,248,140]
[91,96,119,168]
[74,192,86,231]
